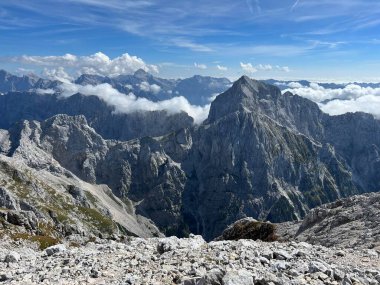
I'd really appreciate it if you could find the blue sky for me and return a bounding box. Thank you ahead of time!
[1,0,380,81]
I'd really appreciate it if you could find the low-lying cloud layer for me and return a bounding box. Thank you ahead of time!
[12,52,159,78]
[58,82,210,124]
[284,82,380,118]
[320,96,380,117]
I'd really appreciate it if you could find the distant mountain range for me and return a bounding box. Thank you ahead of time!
[2,69,379,106]
[1,73,379,241]
[265,79,380,90]
[0,69,231,105]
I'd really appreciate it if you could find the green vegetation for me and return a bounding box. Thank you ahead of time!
[10,232,60,250]
[77,206,115,234]
[85,191,98,204]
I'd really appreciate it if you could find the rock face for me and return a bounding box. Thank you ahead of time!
[0,70,58,93]
[0,91,194,141]
[0,124,162,240]
[177,77,378,239]
[0,235,379,285]
[217,192,380,251]
[292,192,380,250]
[1,75,379,241]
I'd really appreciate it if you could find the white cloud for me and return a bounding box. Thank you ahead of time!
[58,82,209,124]
[284,83,380,103]
[257,64,273,71]
[124,84,133,89]
[240,62,257,74]
[171,38,213,52]
[139,81,161,94]
[36,88,55,95]
[241,62,290,74]
[12,52,159,78]
[320,96,380,118]
[276,65,290,72]
[42,67,73,82]
[216,65,228,71]
[208,93,220,102]
[15,67,36,76]
[194,62,207,69]
[284,82,380,118]
[287,81,303,88]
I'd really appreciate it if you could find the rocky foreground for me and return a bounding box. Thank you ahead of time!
[0,235,379,285]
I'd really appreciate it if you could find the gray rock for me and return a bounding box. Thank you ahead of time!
[0,236,378,285]
[0,273,12,282]
[45,244,67,256]
[273,249,292,260]
[0,187,20,210]
[308,261,328,274]
[4,251,20,263]
[273,260,287,271]
[198,269,224,285]
[293,193,380,250]
[222,270,254,285]
[183,277,202,285]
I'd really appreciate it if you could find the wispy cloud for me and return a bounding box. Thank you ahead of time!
[171,38,213,52]
[291,0,301,11]
[241,62,290,74]
[246,0,261,15]
[194,62,207,69]
[216,65,228,71]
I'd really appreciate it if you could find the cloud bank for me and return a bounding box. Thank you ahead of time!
[58,82,210,124]
[320,96,380,118]
[284,82,380,118]
[12,52,159,78]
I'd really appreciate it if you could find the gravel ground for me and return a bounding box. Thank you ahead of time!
[0,235,379,285]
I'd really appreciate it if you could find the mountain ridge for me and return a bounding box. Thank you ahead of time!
[0,69,231,105]
[2,75,379,240]
[1,74,379,241]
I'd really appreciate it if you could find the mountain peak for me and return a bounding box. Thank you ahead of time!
[0,69,10,79]
[206,76,280,123]
[233,75,267,93]
[134,69,149,78]
[75,74,106,85]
